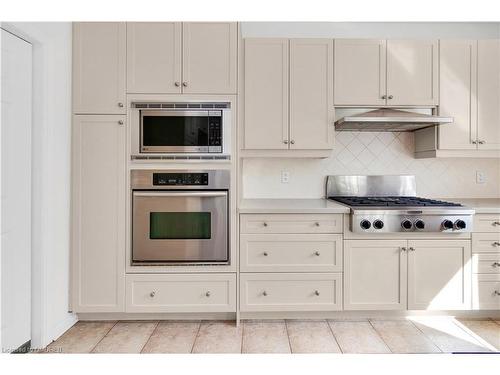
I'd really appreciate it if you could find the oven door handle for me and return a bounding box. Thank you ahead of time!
[133,191,228,198]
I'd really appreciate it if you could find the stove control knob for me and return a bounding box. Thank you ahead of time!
[373,220,384,230]
[442,220,454,230]
[360,220,371,230]
[414,220,425,230]
[401,220,413,230]
[454,220,466,230]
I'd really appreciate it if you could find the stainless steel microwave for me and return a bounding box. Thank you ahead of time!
[130,102,231,158]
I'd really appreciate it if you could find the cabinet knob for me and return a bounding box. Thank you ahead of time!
[478,140,485,145]
[149,291,156,298]
[492,262,500,268]
[174,82,180,87]
[493,242,500,247]
[263,222,268,227]
[118,120,124,125]
[263,251,268,256]
[205,291,211,297]
[283,140,289,144]
[314,251,320,256]
[472,140,478,144]
[182,82,188,87]
[381,95,387,99]
[118,102,124,108]
[314,222,320,227]
[314,290,320,296]
[408,247,415,252]
[493,222,500,226]
[262,291,268,296]
[388,95,394,99]
[400,247,407,252]
[290,140,295,145]
[494,290,500,296]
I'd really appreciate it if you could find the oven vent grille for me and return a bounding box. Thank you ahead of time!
[132,102,230,109]
[132,155,231,161]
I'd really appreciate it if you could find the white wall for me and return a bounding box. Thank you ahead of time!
[0,22,75,348]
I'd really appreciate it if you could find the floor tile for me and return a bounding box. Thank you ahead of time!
[46,321,116,353]
[192,321,242,354]
[92,321,158,353]
[409,317,490,353]
[242,321,291,353]
[286,321,341,353]
[370,320,441,353]
[456,319,500,351]
[328,321,390,354]
[141,321,200,353]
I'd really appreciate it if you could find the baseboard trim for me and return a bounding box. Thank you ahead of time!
[77,312,236,321]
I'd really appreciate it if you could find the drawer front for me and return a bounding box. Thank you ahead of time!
[472,253,500,274]
[472,274,500,310]
[240,214,342,234]
[473,214,500,233]
[126,274,236,313]
[240,234,342,272]
[240,273,342,312]
[472,233,500,253]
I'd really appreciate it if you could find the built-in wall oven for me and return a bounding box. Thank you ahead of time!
[130,102,231,159]
[131,170,230,265]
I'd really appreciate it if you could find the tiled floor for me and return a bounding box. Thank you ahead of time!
[43,318,500,354]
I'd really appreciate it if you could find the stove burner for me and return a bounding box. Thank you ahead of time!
[328,196,462,207]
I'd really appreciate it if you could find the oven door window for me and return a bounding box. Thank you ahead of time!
[141,111,209,152]
[150,212,211,240]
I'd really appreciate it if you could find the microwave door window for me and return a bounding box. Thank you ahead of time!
[142,116,209,147]
[149,212,211,240]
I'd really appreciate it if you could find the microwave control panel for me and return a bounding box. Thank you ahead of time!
[153,173,209,186]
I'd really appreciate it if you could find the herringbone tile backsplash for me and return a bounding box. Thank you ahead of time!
[242,132,500,199]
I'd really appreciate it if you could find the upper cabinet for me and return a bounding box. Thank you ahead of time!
[243,38,334,154]
[126,22,182,94]
[126,22,237,94]
[334,39,386,106]
[334,39,438,106]
[73,23,126,114]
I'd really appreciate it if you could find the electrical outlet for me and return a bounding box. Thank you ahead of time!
[476,171,486,184]
[281,170,290,184]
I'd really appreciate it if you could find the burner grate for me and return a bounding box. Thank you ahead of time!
[329,196,462,207]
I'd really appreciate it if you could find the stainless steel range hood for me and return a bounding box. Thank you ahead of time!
[335,108,453,132]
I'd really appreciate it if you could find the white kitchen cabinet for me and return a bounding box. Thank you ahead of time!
[289,39,334,150]
[73,23,126,114]
[244,38,289,150]
[438,40,477,150]
[126,22,182,94]
[334,39,387,106]
[477,39,500,150]
[182,22,238,94]
[344,240,407,310]
[386,40,439,106]
[407,240,471,310]
[71,115,126,312]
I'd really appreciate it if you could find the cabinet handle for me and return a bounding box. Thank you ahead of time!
[493,222,500,226]
[408,247,415,252]
[493,242,500,247]
[283,140,289,144]
[492,262,500,268]
[149,291,156,298]
[174,82,180,87]
[400,247,407,252]
[381,95,387,99]
[314,222,320,227]
[314,251,321,256]
[263,251,269,256]
[263,222,268,227]
[478,140,485,145]
[262,291,267,296]
[118,102,124,108]
[118,120,124,125]
[494,290,500,296]
[205,291,211,297]
[388,95,394,99]
[182,82,188,87]
[472,140,477,144]
[290,140,295,145]
[314,290,320,296]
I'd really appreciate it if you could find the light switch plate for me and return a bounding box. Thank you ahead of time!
[281,170,290,184]
[476,171,486,184]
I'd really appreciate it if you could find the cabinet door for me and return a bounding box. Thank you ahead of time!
[244,39,289,149]
[344,240,407,310]
[386,40,439,106]
[126,22,182,94]
[334,39,387,106]
[73,23,126,114]
[182,22,237,94]
[72,115,126,312]
[290,39,334,150]
[438,40,477,150]
[407,240,471,310]
[477,39,500,150]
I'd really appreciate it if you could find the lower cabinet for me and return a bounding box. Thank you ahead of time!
[126,274,236,313]
[344,239,472,311]
[240,273,342,312]
[472,274,500,310]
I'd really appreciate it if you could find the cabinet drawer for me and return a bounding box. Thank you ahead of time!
[240,214,342,234]
[472,253,500,274]
[126,274,236,313]
[473,214,500,233]
[240,234,342,272]
[472,274,500,310]
[472,233,500,253]
[240,273,342,312]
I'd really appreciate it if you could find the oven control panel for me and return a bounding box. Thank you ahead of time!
[153,173,209,186]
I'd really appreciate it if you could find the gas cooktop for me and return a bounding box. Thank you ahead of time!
[329,196,462,208]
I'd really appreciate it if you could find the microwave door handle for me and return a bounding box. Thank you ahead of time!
[133,191,227,198]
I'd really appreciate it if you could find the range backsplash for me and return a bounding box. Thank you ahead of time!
[242,132,500,199]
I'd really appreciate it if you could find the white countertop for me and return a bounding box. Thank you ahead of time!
[238,199,350,214]
[238,198,500,214]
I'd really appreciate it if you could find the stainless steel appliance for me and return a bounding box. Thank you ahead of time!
[326,175,474,233]
[130,102,231,159]
[131,169,230,264]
